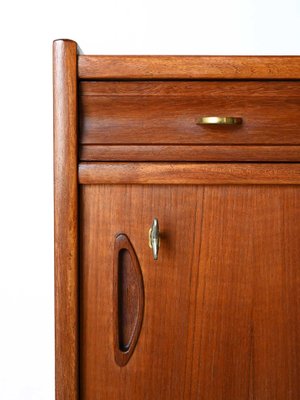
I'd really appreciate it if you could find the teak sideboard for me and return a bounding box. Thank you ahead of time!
[53,39,300,400]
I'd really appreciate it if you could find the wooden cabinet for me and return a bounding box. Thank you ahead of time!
[54,40,300,399]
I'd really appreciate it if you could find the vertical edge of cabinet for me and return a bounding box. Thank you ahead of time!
[53,39,79,400]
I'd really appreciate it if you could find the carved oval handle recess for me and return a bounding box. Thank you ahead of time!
[113,234,144,367]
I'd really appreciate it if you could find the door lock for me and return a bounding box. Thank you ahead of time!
[149,218,160,261]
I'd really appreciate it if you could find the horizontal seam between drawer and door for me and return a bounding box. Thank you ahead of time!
[79,145,300,162]
[78,162,300,185]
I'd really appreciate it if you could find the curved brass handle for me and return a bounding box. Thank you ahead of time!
[149,218,160,261]
[196,116,243,125]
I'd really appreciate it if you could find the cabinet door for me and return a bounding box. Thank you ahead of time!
[79,183,300,400]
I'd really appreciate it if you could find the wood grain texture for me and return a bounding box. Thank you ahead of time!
[113,234,144,367]
[80,145,300,162]
[80,81,300,145]
[187,185,300,399]
[78,163,300,185]
[53,39,78,400]
[78,56,300,80]
[79,184,300,399]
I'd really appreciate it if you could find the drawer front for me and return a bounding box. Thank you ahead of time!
[80,81,300,145]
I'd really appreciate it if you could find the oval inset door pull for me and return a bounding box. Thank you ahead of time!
[196,116,243,125]
[149,218,160,260]
[113,234,144,367]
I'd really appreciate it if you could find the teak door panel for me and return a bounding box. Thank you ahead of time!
[79,184,300,400]
[80,185,204,399]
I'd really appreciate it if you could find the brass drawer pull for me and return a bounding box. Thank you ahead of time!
[196,116,243,125]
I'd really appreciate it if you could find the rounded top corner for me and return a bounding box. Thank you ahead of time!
[53,38,77,44]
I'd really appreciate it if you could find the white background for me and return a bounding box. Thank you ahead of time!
[0,0,299,398]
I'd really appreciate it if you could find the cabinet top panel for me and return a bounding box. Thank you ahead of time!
[78,55,300,80]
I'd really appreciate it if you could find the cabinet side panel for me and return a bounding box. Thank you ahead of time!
[53,39,78,400]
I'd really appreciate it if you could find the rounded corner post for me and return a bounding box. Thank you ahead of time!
[53,38,78,47]
[53,39,79,399]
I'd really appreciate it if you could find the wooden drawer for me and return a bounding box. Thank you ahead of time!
[80,81,300,146]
